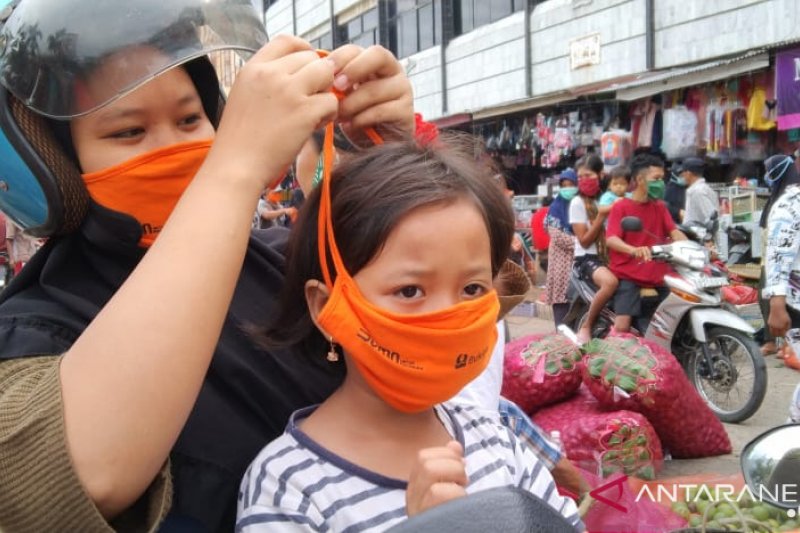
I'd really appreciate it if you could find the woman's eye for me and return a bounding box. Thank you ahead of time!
[109,127,144,139]
[397,286,423,299]
[464,284,486,297]
[179,114,202,127]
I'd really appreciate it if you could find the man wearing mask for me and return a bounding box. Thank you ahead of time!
[679,157,718,226]
[606,154,687,332]
[664,167,687,224]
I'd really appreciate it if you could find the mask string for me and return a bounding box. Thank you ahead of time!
[316,49,384,289]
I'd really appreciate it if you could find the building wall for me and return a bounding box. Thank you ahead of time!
[446,12,528,115]
[401,46,443,120]
[530,0,645,95]
[654,0,797,69]
[265,0,294,37]
[264,0,797,119]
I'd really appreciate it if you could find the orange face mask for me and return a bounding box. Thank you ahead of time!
[314,123,499,413]
[82,139,212,247]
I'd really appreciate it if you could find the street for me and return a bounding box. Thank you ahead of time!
[505,311,799,479]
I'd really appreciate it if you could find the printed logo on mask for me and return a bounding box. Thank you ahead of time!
[357,328,400,363]
[454,347,488,369]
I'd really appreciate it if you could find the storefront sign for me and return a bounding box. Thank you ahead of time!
[776,47,800,130]
[570,34,601,70]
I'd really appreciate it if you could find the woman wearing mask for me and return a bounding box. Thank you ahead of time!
[569,155,618,343]
[0,1,416,530]
[761,155,800,341]
[544,169,578,326]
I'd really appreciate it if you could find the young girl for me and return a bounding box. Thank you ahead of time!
[570,154,618,343]
[237,136,582,531]
[598,165,631,209]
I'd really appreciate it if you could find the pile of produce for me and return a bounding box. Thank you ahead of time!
[667,484,799,532]
[581,334,732,458]
[533,386,663,480]
[502,333,583,412]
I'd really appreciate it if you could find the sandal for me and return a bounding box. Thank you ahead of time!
[760,343,778,357]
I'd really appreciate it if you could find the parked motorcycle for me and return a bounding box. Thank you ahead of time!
[726,225,753,265]
[564,216,767,423]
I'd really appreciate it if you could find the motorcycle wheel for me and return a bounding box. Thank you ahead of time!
[686,326,767,423]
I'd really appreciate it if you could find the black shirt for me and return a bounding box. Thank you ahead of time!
[0,204,344,531]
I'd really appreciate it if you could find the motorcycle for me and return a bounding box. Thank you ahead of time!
[726,225,753,266]
[564,216,767,423]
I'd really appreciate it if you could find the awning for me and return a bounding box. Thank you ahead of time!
[431,113,473,128]
[613,51,770,101]
[470,74,640,121]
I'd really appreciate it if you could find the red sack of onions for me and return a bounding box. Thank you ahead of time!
[501,333,583,414]
[533,387,663,480]
[581,334,731,458]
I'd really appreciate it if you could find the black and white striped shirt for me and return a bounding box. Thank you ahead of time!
[237,402,582,532]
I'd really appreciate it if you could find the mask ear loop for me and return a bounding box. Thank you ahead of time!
[316,49,384,289]
[765,157,792,188]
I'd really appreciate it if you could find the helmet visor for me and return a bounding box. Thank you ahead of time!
[0,0,266,119]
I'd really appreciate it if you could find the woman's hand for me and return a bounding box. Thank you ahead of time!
[327,44,415,143]
[769,296,792,338]
[212,35,339,191]
[406,441,468,517]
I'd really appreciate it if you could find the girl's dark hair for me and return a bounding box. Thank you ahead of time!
[255,133,515,355]
[575,154,604,176]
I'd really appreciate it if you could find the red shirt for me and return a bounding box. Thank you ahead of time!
[530,207,550,251]
[606,198,676,287]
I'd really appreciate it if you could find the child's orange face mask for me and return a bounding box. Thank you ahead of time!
[314,123,498,413]
[82,139,212,247]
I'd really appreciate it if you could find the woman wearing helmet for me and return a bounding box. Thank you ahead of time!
[0,1,416,531]
[760,154,800,340]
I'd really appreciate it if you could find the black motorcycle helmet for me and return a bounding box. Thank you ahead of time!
[0,0,267,236]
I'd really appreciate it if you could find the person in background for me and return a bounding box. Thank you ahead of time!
[544,169,578,327]
[761,154,800,340]
[598,165,630,210]
[678,157,718,226]
[531,196,552,279]
[663,165,687,224]
[570,154,618,343]
[606,154,687,333]
[5,220,38,275]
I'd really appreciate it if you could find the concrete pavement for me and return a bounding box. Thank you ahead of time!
[504,311,799,479]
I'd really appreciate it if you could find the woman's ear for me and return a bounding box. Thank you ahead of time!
[305,279,331,335]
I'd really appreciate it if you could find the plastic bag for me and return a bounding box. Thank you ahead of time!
[582,334,732,458]
[501,334,583,412]
[533,386,663,480]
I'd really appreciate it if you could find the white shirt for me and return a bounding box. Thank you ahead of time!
[453,321,505,411]
[684,178,718,226]
[568,196,598,256]
[764,185,800,311]
[237,402,583,532]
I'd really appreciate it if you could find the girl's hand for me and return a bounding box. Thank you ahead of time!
[406,441,468,517]
[327,44,414,143]
[212,35,339,190]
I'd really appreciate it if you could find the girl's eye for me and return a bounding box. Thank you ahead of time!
[464,284,486,297]
[397,286,423,299]
[109,127,144,139]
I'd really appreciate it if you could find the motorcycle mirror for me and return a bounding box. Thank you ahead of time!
[621,216,643,232]
[386,486,577,533]
[741,424,800,510]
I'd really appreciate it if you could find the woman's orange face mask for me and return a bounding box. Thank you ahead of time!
[312,124,499,413]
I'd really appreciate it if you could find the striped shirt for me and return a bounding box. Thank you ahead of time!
[237,402,582,532]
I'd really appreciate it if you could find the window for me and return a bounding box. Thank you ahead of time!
[457,0,525,34]
[310,32,333,51]
[389,0,441,58]
[338,7,379,48]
